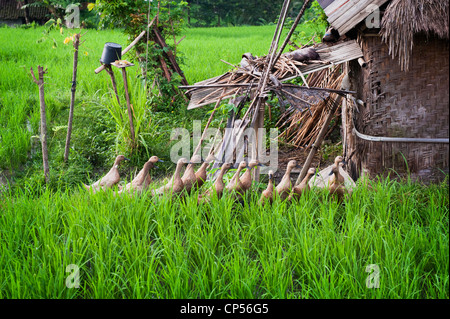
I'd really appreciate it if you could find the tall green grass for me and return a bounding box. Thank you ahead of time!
[0,26,127,170]
[0,176,448,298]
[0,24,293,172]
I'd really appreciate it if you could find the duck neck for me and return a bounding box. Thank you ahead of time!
[141,162,152,178]
[301,171,314,185]
[232,166,244,182]
[197,162,208,175]
[282,166,292,182]
[217,167,227,181]
[173,163,184,182]
[215,168,227,188]
[113,158,122,168]
[333,168,341,184]
[241,167,252,180]
[183,163,195,177]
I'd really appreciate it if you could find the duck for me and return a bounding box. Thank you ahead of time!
[328,161,348,203]
[83,155,129,193]
[194,153,217,189]
[153,157,190,196]
[198,162,232,203]
[275,160,299,200]
[143,156,163,188]
[116,160,155,195]
[225,161,248,193]
[328,156,345,186]
[288,167,316,201]
[237,160,261,195]
[259,170,275,205]
[322,27,340,43]
[181,154,202,193]
[117,156,162,194]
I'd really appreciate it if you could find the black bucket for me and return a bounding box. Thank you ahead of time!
[100,42,122,64]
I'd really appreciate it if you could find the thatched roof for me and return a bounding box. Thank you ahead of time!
[381,0,450,70]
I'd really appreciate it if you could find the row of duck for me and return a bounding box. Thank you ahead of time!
[83,154,350,203]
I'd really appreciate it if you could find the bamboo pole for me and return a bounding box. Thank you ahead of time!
[120,67,136,147]
[30,66,49,183]
[64,33,80,163]
[273,0,312,66]
[295,95,343,185]
[105,65,121,107]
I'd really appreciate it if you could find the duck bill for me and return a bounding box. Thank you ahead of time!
[124,157,131,161]
[158,159,164,163]
[328,170,334,176]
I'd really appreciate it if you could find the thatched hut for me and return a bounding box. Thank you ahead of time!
[317,0,449,183]
[0,0,49,25]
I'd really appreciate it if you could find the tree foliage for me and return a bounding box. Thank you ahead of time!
[185,0,320,27]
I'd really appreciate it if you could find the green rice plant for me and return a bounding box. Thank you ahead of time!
[0,175,448,299]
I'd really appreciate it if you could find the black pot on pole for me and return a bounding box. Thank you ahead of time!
[100,42,122,64]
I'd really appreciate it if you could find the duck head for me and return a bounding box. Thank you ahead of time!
[190,154,203,164]
[221,162,233,171]
[334,156,346,166]
[149,156,163,163]
[287,160,298,170]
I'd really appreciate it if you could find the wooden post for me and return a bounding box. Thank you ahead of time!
[105,64,121,107]
[295,95,343,185]
[64,33,80,163]
[253,98,266,182]
[120,67,136,147]
[31,66,50,183]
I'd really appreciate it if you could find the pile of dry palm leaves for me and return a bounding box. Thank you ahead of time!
[277,65,346,148]
[184,46,330,110]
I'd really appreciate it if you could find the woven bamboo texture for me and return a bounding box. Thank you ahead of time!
[0,0,49,20]
[348,32,449,182]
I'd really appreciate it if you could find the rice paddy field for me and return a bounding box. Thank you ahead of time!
[0,24,449,300]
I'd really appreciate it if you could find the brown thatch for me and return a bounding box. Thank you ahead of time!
[381,0,450,70]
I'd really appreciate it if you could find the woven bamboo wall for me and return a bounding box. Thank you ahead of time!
[348,32,449,182]
[0,0,49,21]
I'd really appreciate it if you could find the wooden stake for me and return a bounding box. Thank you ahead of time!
[295,95,342,185]
[273,0,312,66]
[121,67,136,147]
[105,64,121,107]
[64,33,80,163]
[31,66,49,183]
